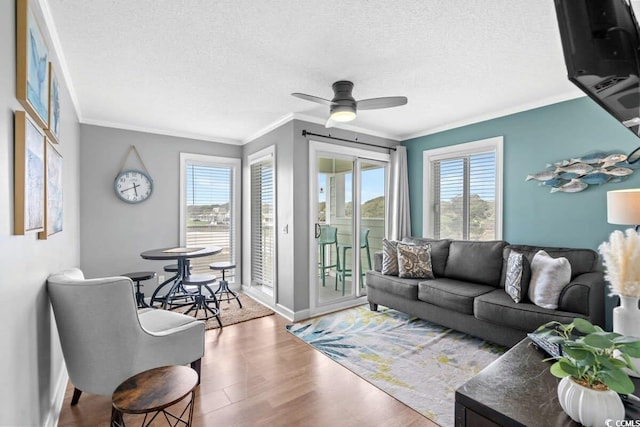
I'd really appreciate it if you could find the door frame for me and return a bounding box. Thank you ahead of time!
[242,145,277,308]
[308,140,390,317]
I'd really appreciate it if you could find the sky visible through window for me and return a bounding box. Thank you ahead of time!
[318,168,384,204]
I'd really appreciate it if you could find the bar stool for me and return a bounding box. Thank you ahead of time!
[120,271,156,308]
[181,274,222,328]
[317,225,339,288]
[161,262,194,308]
[164,263,192,275]
[209,262,242,308]
[337,228,372,295]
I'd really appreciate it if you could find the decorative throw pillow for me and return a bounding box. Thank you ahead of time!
[505,251,526,303]
[382,239,400,276]
[397,242,434,279]
[528,250,572,309]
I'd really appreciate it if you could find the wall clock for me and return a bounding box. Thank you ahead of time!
[113,169,153,203]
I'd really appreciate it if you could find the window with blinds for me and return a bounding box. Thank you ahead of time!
[180,154,240,277]
[425,137,503,241]
[250,156,275,290]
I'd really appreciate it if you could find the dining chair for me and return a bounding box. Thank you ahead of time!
[47,268,205,405]
[318,225,339,288]
[337,228,372,295]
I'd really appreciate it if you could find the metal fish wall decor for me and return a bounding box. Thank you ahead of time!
[526,151,636,193]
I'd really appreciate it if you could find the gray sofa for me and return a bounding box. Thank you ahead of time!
[366,237,605,347]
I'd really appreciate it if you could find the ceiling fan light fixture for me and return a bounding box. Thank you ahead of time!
[330,105,356,122]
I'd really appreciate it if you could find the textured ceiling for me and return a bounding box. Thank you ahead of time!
[43,0,586,144]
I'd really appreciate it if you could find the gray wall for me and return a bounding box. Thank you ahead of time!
[242,119,396,315]
[79,124,242,285]
[0,1,81,425]
[242,121,295,310]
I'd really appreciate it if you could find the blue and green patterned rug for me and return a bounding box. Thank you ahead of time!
[286,305,506,426]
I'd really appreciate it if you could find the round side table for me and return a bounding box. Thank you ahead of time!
[111,365,198,427]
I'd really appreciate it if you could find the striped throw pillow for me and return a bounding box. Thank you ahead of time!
[382,239,400,276]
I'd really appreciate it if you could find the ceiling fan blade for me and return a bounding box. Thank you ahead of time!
[325,117,336,128]
[357,96,408,110]
[291,93,333,106]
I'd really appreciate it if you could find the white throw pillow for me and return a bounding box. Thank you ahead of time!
[528,250,571,309]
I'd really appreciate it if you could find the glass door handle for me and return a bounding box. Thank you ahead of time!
[314,223,321,239]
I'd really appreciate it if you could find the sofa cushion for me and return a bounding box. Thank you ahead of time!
[366,270,421,300]
[397,242,434,279]
[381,239,400,275]
[138,308,198,333]
[499,245,598,289]
[418,278,495,315]
[444,240,508,286]
[474,289,584,332]
[402,237,451,277]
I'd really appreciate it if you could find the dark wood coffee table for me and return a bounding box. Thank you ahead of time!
[111,365,198,426]
[455,338,640,427]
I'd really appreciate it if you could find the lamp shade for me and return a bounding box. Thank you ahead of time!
[607,189,640,225]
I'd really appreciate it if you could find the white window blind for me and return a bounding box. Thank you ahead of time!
[431,150,498,240]
[250,157,274,288]
[183,161,236,275]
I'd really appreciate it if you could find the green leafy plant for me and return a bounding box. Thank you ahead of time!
[536,318,640,394]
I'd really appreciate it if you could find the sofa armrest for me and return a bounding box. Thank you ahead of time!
[374,252,383,272]
[557,271,605,326]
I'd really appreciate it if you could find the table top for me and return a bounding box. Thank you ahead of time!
[456,338,640,427]
[140,246,222,260]
[112,365,198,414]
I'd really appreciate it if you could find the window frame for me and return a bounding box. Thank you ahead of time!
[422,136,504,240]
[179,153,241,278]
[243,145,277,297]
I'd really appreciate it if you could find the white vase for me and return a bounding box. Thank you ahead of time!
[557,377,624,427]
[613,294,640,377]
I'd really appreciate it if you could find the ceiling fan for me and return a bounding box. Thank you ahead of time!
[291,80,408,127]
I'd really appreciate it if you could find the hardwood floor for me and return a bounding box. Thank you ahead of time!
[57,314,434,426]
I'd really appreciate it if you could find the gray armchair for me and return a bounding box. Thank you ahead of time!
[47,268,205,405]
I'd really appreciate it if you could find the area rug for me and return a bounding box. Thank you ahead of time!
[174,292,274,330]
[286,305,506,426]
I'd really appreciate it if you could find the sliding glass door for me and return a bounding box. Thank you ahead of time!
[310,141,389,314]
[316,155,355,303]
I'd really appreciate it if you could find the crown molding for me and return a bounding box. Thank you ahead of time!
[243,112,402,145]
[241,113,296,144]
[401,91,584,141]
[38,0,83,120]
[81,119,242,145]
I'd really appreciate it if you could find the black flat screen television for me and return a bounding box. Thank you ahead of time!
[554,0,640,141]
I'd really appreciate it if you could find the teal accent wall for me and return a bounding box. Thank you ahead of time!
[403,97,640,329]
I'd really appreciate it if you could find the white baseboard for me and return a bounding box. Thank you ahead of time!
[44,365,68,427]
[275,304,311,322]
[240,285,365,323]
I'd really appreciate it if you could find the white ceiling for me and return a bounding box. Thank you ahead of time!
[43,0,587,144]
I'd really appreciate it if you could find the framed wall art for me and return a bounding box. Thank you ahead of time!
[16,0,50,130]
[46,64,60,144]
[39,140,63,239]
[15,110,45,235]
